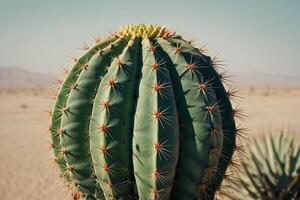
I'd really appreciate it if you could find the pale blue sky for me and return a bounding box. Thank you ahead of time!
[0,0,299,75]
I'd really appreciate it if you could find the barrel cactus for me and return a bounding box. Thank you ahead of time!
[228,132,300,199]
[49,24,243,200]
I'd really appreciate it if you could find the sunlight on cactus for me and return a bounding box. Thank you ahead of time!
[48,24,245,200]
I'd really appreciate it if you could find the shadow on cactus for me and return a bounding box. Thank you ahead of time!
[49,24,245,200]
[228,132,300,200]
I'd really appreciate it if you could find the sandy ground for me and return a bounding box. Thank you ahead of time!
[0,88,299,200]
[0,89,70,200]
[237,88,300,134]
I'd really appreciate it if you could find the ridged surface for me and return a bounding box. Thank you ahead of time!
[50,36,118,198]
[90,37,141,199]
[50,25,238,200]
[165,38,236,197]
[156,38,224,199]
[132,38,179,200]
[61,37,128,199]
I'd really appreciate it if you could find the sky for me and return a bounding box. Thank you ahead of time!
[0,0,299,76]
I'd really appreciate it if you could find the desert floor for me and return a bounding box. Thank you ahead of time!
[0,88,299,200]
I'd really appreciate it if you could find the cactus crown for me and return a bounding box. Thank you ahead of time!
[119,24,172,38]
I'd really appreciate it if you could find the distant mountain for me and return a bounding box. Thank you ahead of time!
[230,72,300,89]
[0,66,299,89]
[0,66,53,89]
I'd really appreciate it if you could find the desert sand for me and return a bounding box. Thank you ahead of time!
[0,87,299,200]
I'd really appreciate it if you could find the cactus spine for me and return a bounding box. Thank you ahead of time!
[49,24,241,200]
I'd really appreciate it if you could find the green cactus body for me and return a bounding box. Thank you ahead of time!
[89,37,142,199]
[50,35,119,188]
[132,38,180,200]
[50,24,238,200]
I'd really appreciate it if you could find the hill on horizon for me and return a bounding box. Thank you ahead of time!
[0,66,299,89]
[231,71,300,89]
[0,66,53,89]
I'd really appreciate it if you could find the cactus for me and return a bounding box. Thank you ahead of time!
[49,24,242,200]
[228,132,300,200]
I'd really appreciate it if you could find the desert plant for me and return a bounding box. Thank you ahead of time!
[228,132,300,200]
[49,24,243,200]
